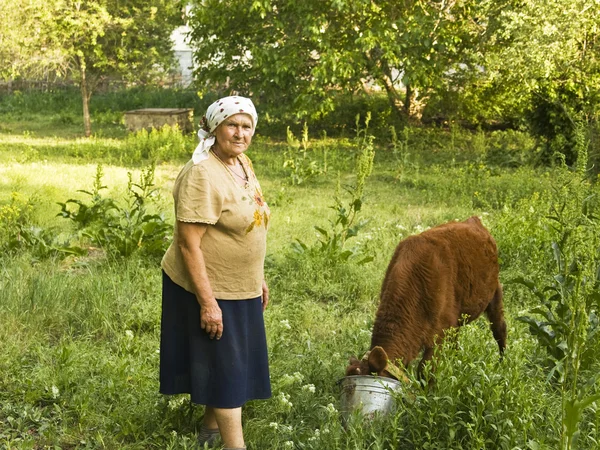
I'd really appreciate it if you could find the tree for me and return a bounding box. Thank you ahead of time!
[187,0,483,123]
[0,0,63,82]
[43,0,183,136]
[470,0,600,164]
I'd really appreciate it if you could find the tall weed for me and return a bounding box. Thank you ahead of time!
[283,123,325,185]
[293,114,375,264]
[124,124,192,163]
[0,192,79,258]
[512,133,600,449]
[58,164,172,258]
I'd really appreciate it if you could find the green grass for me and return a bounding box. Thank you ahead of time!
[1,97,599,449]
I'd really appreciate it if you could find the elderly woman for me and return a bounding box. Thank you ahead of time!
[160,96,271,450]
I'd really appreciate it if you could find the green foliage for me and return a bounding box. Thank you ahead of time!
[389,124,414,181]
[4,109,600,448]
[478,0,600,165]
[527,87,590,166]
[393,325,558,449]
[58,164,172,258]
[0,192,81,258]
[293,114,375,264]
[511,154,600,448]
[283,123,325,185]
[0,87,201,118]
[0,0,58,80]
[18,0,184,135]
[485,129,539,168]
[188,0,485,122]
[125,125,191,163]
[57,164,117,228]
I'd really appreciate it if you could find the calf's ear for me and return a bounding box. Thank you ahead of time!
[368,346,389,373]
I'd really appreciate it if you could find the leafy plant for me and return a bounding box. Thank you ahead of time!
[511,133,600,449]
[293,114,375,264]
[283,122,324,185]
[390,125,412,181]
[58,163,172,258]
[125,124,191,162]
[57,164,117,228]
[0,192,81,258]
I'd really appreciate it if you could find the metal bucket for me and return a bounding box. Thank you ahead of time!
[339,375,403,423]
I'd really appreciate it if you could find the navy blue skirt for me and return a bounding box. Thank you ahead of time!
[159,271,271,408]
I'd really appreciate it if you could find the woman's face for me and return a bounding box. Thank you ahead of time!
[213,113,254,159]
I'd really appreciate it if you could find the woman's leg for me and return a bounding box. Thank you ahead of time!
[202,407,218,429]
[213,407,244,448]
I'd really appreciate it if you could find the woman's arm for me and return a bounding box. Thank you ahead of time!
[177,221,223,340]
[261,279,269,312]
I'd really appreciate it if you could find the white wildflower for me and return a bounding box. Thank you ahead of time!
[280,319,291,330]
[282,372,303,385]
[302,384,316,393]
[269,422,279,430]
[51,385,60,399]
[284,441,294,448]
[278,392,293,409]
[326,403,337,414]
[125,329,134,339]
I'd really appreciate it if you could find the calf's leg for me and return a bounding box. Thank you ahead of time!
[485,283,507,356]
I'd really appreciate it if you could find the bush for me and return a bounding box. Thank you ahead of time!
[0,192,79,259]
[485,129,539,168]
[57,164,172,259]
[124,124,193,163]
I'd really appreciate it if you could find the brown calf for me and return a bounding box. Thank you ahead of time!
[346,216,507,380]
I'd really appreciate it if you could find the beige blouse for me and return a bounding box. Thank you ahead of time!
[161,151,270,299]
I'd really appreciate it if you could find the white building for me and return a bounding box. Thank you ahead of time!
[171,25,194,87]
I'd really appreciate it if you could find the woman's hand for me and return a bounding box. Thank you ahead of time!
[261,280,269,312]
[200,300,223,339]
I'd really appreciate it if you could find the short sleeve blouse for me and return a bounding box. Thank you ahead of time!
[161,151,270,299]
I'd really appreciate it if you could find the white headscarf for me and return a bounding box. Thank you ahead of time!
[192,95,258,164]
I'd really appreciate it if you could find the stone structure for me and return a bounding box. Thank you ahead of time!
[124,108,195,134]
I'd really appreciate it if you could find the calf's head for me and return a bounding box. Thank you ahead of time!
[345,346,408,382]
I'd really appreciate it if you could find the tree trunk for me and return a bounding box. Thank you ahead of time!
[79,62,92,137]
[404,83,412,117]
[379,71,406,124]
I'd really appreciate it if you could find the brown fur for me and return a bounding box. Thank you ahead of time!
[346,216,507,380]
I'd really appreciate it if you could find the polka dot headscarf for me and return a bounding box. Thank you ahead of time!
[192,95,258,164]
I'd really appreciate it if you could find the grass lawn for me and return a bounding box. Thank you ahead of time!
[1,107,599,449]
